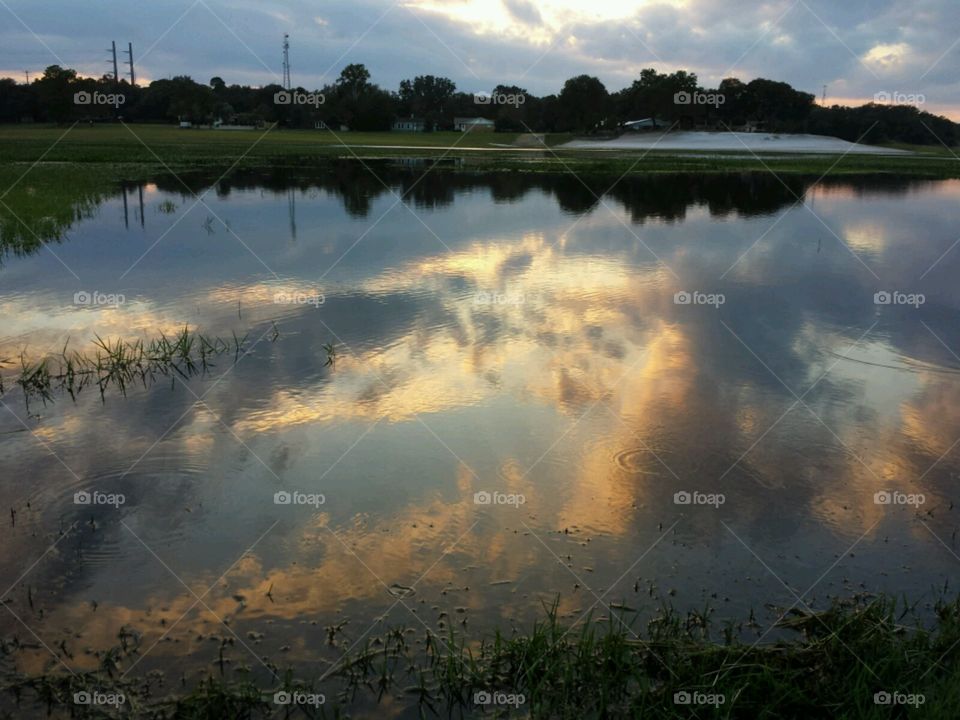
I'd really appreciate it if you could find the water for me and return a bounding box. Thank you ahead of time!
[2,164,960,704]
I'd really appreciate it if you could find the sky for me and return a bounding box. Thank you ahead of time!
[1,0,958,120]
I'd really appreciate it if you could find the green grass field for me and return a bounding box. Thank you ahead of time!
[0,124,957,177]
[0,124,531,162]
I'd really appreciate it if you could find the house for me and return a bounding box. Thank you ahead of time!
[392,117,425,132]
[454,117,495,132]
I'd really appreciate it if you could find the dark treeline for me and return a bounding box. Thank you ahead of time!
[1,63,956,145]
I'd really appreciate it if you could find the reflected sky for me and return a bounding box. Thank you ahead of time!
[2,166,960,693]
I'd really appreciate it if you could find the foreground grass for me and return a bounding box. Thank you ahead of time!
[3,595,959,718]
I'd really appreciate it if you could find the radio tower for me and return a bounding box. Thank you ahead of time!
[282,34,291,89]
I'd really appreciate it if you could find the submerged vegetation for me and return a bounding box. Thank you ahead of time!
[1,324,312,404]
[2,594,959,718]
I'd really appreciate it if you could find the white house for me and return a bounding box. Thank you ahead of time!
[392,117,426,132]
[454,117,495,132]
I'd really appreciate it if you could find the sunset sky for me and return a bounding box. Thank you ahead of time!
[1,0,958,119]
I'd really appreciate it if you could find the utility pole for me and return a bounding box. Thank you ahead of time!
[107,41,118,83]
[282,34,291,90]
[123,42,135,85]
[822,85,827,105]
[24,71,30,84]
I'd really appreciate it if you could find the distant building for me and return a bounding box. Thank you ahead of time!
[454,117,495,132]
[740,120,766,133]
[392,117,425,132]
[623,118,656,131]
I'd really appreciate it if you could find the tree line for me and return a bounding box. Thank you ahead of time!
[0,63,955,146]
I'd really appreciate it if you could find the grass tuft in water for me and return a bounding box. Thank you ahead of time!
[1,325,301,404]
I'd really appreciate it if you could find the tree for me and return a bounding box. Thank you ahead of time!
[34,65,77,123]
[741,79,815,131]
[398,75,456,130]
[0,78,36,122]
[617,69,698,128]
[336,64,371,100]
[141,76,214,123]
[558,75,609,132]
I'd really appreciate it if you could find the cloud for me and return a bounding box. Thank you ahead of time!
[501,0,542,26]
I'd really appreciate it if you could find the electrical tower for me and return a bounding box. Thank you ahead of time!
[282,34,291,89]
[822,85,827,105]
[122,42,135,85]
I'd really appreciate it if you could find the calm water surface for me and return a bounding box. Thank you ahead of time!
[2,165,960,707]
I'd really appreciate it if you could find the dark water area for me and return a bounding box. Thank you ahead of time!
[2,164,959,713]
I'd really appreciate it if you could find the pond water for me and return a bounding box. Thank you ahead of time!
[2,164,960,710]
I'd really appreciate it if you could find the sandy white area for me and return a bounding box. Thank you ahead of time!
[562,131,909,154]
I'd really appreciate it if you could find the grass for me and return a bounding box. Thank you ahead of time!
[3,594,959,718]
[0,125,527,163]
[0,124,957,176]
[0,324,318,404]
[0,165,123,262]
